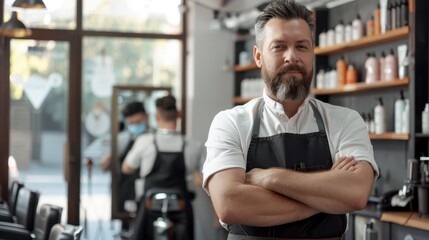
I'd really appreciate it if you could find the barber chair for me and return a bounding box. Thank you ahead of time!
[0,181,24,222]
[131,188,189,240]
[0,187,39,230]
[49,224,84,240]
[0,203,62,240]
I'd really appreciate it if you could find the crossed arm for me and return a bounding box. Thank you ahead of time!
[207,156,375,227]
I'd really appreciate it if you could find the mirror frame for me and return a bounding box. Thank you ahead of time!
[111,85,172,220]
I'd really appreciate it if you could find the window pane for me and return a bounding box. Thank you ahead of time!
[9,39,69,220]
[81,36,182,159]
[4,0,76,29]
[83,0,183,34]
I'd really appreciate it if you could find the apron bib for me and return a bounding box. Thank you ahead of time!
[228,100,346,239]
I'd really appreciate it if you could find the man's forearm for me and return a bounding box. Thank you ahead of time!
[208,168,318,227]
[261,161,374,214]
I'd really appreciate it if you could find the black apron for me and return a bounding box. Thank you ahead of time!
[228,99,346,239]
[132,135,194,240]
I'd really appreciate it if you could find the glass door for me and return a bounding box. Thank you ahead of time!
[9,39,71,222]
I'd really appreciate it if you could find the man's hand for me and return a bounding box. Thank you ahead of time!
[331,156,357,171]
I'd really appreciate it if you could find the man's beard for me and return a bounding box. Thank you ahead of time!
[262,64,312,102]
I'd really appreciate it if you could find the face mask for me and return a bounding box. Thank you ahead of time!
[127,122,147,136]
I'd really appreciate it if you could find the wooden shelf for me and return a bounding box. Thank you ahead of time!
[233,62,258,72]
[314,27,409,55]
[311,78,409,96]
[381,211,429,232]
[233,97,258,104]
[369,133,409,140]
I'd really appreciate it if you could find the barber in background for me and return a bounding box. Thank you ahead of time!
[122,95,204,240]
[100,101,149,230]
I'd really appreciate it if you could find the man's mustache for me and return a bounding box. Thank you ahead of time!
[276,64,306,76]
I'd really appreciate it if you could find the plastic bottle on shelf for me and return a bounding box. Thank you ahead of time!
[394,90,405,133]
[316,69,325,89]
[391,2,397,30]
[327,28,335,46]
[384,48,398,81]
[386,2,392,31]
[366,16,375,37]
[346,64,358,84]
[422,103,429,134]
[336,55,347,86]
[239,51,251,66]
[319,31,327,48]
[345,22,353,42]
[396,0,402,28]
[329,68,338,89]
[402,99,410,134]
[379,51,386,81]
[368,113,375,133]
[365,53,378,84]
[374,4,381,35]
[352,14,364,40]
[335,20,345,44]
[374,97,386,134]
[401,0,409,26]
[362,113,370,132]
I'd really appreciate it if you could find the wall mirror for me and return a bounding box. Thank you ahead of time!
[110,85,171,219]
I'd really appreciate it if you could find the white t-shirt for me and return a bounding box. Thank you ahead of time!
[124,129,205,197]
[202,92,379,191]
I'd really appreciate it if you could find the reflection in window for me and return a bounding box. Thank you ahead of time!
[82,37,182,159]
[83,0,183,34]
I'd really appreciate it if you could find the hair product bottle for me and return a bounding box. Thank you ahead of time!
[374,4,381,35]
[395,90,405,133]
[401,0,409,26]
[402,99,410,134]
[379,51,386,81]
[365,53,378,84]
[384,48,398,81]
[422,103,429,134]
[374,98,386,134]
[346,64,358,84]
[345,22,353,42]
[366,16,375,36]
[352,14,364,40]
[335,20,345,44]
[336,55,347,86]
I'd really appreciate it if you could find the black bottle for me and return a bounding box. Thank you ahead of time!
[386,2,392,31]
[391,2,396,30]
[396,0,402,28]
[401,0,409,26]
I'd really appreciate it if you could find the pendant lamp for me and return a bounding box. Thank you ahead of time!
[12,0,46,9]
[0,12,32,38]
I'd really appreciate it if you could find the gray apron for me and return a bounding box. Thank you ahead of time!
[228,100,346,239]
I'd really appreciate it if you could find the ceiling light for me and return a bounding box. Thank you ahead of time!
[0,11,32,38]
[12,0,47,9]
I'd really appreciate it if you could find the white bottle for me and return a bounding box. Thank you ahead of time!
[319,31,327,48]
[316,69,325,89]
[335,20,345,44]
[422,103,429,134]
[402,99,410,134]
[374,98,386,134]
[394,90,405,133]
[352,14,364,41]
[365,53,378,84]
[384,48,398,81]
[327,29,335,46]
[345,22,353,42]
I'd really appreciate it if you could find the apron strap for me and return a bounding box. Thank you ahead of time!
[252,100,264,138]
[309,100,326,134]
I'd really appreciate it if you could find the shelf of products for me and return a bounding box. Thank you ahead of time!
[381,212,429,232]
[315,27,409,56]
[369,133,409,140]
[233,62,258,72]
[312,78,409,96]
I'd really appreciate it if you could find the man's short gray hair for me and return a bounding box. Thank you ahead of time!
[255,0,315,48]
